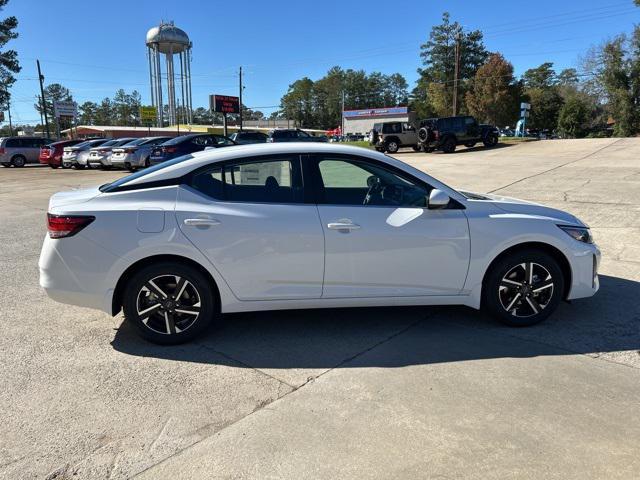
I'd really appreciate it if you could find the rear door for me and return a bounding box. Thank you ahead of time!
[309,153,470,298]
[175,154,324,300]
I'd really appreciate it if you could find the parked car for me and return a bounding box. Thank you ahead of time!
[229,131,268,144]
[417,116,499,153]
[110,136,173,171]
[62,139,109,169]
[266,129,327,143]
[499,128,515,137]
[86,138,136,169]
[370,122,419,153]
[149,134,236,165]
[39,139,85,169]
[40,143,600,345]
[0,136,54,167]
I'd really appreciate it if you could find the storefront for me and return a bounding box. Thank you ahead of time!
[342,107,415,135]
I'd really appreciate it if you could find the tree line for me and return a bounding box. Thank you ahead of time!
[277,9,640,138]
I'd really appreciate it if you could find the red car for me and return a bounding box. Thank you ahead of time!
[39,139,85,169]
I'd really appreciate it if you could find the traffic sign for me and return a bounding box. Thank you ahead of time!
[54,101,77,118]
[140,105,157,122]
[520,102,531,110]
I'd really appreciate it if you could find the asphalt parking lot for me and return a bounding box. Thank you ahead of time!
[1,138,639,479]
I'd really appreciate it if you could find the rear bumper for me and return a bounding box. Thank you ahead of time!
[39,234,118,314]
[111,153,140,167]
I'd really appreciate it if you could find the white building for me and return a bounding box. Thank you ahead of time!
[343,107,415,135]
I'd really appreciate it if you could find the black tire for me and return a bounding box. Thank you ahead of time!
[73,164,85,170]
[483,249,564,327]
[464,142,476,148]
[61,162,71,169]
[11,155,26,167]
[123,262,216,345]
[442,137,456,153]
[101,165,112,171]
[1,162,10,167]
[385,139,400,153]
[412,145,421,152]
[49,164,59,169]
[144,157,151,168]
[424,147,435,153]
[483,134,498,147]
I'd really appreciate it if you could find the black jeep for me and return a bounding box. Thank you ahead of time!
[417,116,499,153]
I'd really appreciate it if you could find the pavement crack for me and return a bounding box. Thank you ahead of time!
[488,139,623,194]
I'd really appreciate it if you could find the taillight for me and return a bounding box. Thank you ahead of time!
[162,146,177,153]
[47,214,95,239]
[0,147,5,154]
[124,148,136,154]
[434,130,440,140]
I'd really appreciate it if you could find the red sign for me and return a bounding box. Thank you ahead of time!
[210,95,240,114]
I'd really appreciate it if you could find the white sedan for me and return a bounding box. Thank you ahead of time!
[39,143,600,344]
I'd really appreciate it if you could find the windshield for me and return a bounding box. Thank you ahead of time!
[99,154,195,192]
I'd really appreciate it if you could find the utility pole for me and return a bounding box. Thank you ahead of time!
[5,90,12,135]
[37,60,51,138]
[452,34,460,116]
[239,66,243,132]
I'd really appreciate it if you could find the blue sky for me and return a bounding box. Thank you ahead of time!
[4,0,640,124]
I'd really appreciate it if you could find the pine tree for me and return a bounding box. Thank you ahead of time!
[0,0,20,106]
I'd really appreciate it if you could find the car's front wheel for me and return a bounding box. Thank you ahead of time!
[483,250,564,327]
[123,262,216,344]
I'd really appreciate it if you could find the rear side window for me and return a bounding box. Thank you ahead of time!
[190,155,302,204]
[382,123,401,134]
[5,138,19,147]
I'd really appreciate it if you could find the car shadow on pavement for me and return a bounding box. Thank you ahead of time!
[111,274,639,371]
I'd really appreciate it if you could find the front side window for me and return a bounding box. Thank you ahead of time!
[317,156,429,207]
[296,130,310,138]
[190,155,302,204]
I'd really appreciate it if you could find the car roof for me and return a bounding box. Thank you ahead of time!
[117,143,464,201]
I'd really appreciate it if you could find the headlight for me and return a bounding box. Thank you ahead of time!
[558,225,593,244]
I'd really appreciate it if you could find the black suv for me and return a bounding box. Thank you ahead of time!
[417,116,499,153]
[229,131,268,144]
[266,129,327,143]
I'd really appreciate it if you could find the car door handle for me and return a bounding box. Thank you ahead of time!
[327,222,361,231]
[183,218,221,227]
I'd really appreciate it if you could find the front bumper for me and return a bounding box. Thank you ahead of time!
[566,243,601,300]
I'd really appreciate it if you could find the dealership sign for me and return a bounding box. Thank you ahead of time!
[210,95,240,114]
[343,106,408,118]
[53,101,78,119]
[140,105,157,122]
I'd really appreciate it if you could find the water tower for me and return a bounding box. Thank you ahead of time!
[146,21,193,126]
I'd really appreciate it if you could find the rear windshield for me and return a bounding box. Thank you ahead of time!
[99,139,120,147]
[162,135,196,146]
[119,138,148,146]
[99,154,194,192]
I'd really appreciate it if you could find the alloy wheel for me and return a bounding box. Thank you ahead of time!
[498,262,554,318]
[136,274,202,335]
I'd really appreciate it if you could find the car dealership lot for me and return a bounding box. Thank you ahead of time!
[1,139,638,479]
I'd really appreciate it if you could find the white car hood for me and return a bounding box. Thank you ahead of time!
[469,192,585,227]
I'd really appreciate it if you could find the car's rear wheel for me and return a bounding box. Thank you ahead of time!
[73,164,85,170]
[385,139,399,153]
[11,155,26,167]
[483,250,564,327]
[442,137,456,153]
[483,134,498,147]
[61,161,71,169]
[123,262,216,345]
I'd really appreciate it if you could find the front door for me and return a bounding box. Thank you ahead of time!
[309,154,470,298]
[175,154,324,300]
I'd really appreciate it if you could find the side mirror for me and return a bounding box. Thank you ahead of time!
[428,189,450,209]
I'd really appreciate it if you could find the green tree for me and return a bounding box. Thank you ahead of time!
[465,53,520,126]
[557,95,591,138]
[0,0,19,106]
[413,12,489,117]
[280,77,315,127]
[95,98,114,125]
[34,83,73,122]
[78,101,98,124]
[522,62,557,89]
